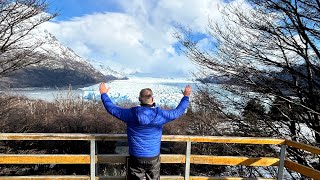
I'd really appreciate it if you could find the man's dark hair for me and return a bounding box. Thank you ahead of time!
[139,88,153,104]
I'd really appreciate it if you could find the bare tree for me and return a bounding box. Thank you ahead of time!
[0,0,57,77]
[176,0,319,175]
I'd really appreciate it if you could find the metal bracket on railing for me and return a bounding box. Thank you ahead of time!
[185,141,191,180]
[90,140,96,180]
[277,144,286,180]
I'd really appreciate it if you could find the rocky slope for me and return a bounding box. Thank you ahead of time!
[2,31,125,88]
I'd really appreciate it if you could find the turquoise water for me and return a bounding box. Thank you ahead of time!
[4,88,84,102]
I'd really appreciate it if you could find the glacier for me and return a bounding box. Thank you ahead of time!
[9,76,248,114]
[81,77,196,108]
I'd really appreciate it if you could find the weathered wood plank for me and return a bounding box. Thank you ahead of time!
[161,154,185,163]
[162,135,285,144]
[0,133,127,141]
[285,140,320,155]
[0,133,284,145]
[161,135,190,142]
[191,155,279,166]
[284,160,320,179]
[0,154,186,164]
[188,136,285,145]
[149,135,283,145]
[0,155,90,164]
[96,154,186,164]
[0,154,279,166]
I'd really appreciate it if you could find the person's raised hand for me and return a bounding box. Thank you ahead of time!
[182,85,192,97]
[99,82,110,94]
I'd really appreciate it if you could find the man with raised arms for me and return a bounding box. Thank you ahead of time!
[99,82,191,180]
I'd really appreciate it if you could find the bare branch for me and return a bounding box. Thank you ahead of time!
[0,0,57,77]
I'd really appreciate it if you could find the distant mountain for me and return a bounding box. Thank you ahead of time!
[87,60,128,80]
[1,30,126,88]
[197,64,320,96]
[196,74,234,84]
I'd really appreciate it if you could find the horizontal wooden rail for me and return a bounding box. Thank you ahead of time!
[184,136,285,145]
[0,133,285,144]
[96,154,186,164]
[284,160,320,179]
[190,155,279,166]
[285,140,320,155]
[1,133,319,179]
[0,154,279,167]
[0,133,127,141]
[0,154,90,164]
[0,154,186,164]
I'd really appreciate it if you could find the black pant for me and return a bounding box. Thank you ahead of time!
[127,154,160,180]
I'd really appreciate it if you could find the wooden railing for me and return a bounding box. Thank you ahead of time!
[0,133,319,180]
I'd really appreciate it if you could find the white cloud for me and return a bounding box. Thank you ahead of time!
[41,0,230,77]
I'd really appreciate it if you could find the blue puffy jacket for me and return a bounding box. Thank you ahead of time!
[101,93,189,158]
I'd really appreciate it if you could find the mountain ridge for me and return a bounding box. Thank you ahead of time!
[1,30,127,88]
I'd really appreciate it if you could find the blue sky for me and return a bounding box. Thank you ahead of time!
[42,0,236,77]
[48,0,123,20]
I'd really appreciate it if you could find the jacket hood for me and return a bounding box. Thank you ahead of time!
[135,106,158,125]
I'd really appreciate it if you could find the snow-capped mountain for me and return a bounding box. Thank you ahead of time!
[2,30,125,88]
[87,60,128,80]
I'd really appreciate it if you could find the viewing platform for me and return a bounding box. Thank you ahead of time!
[0,133,319,180]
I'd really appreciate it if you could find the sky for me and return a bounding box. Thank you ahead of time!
[42,0,240,77]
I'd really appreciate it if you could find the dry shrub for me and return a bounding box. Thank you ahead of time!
[0,91,128,175]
